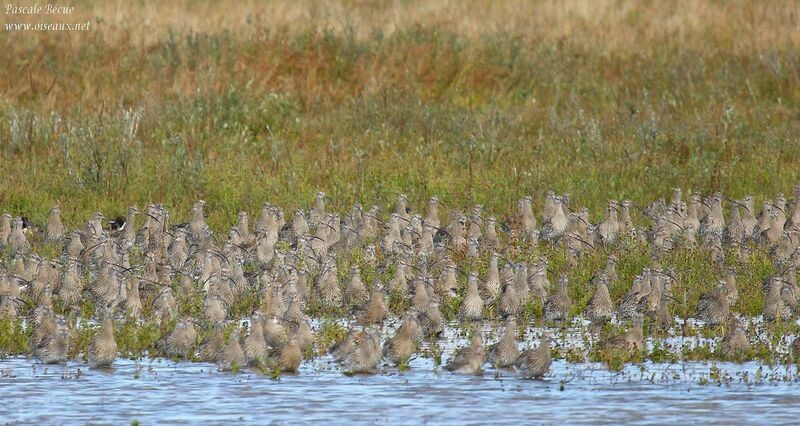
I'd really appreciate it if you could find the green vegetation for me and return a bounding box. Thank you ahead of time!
[0,317,29,356]
[318,320,347,352]
[0,1,798,230]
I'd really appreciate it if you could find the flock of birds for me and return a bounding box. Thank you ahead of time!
[3,186,800,377]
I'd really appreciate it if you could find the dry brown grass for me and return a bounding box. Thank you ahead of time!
[3,0,799,50]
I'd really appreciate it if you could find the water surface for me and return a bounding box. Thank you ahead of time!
[3,354,800,424]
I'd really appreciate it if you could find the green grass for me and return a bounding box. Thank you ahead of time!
[0,13,798,230]
[0,317,29,356]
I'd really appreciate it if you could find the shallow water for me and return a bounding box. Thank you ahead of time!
[3,317,798,424]
[3,353,800,424]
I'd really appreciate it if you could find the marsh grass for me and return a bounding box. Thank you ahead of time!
[318,320,347,352]
[0,2,798,231]
[0,317,29,356]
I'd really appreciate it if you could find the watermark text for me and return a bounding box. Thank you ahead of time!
[4,3,91,31]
